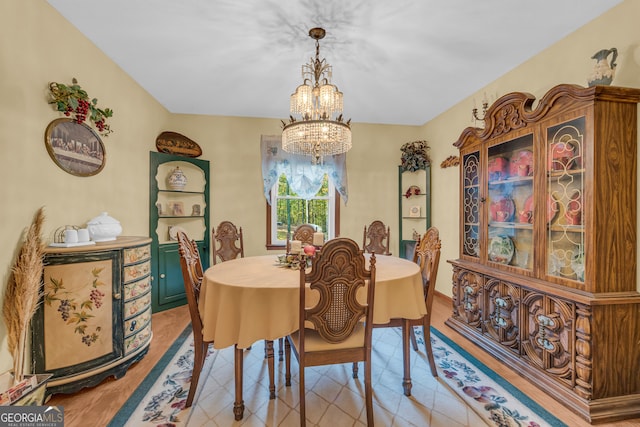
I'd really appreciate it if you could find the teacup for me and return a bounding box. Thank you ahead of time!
[64,229,78,243]
[553,156,573,171]
[77,228,90,242]
[517,164,530,177]
[518,210,533,224]
[496,211,510,222]
[565,209,581,225]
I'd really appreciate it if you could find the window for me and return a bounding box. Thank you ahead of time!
[266,173,339,249]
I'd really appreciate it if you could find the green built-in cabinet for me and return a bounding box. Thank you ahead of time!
[149,152,210,312]
[398,165,431,259]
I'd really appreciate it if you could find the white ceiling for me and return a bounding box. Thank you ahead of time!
[47,0,621,126]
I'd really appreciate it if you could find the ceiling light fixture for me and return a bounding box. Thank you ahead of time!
[282,27,351,164]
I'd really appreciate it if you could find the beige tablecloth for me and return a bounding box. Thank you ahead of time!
[199,254,426,349]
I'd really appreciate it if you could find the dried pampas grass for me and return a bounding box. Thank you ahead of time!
[2,207,45,383]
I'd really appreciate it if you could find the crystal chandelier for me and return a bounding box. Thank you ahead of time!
[282,27,352,164]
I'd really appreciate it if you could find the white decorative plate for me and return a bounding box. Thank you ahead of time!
[168,225,187,241]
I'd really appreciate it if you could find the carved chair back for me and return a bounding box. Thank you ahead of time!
[362,220,391,255]
[212,221,244,265]
[301,237,376,344]
[177,230,205,340]
[286,223,316,252]
[413,227,441,317]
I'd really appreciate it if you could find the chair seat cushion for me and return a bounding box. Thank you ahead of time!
[290,323,366,352]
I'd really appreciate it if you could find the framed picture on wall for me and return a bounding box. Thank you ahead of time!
[44,118,106,177]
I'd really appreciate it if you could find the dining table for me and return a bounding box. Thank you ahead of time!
[199,253,427,420]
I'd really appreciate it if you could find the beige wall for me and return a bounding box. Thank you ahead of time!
[161,115,422,257]
[421,0,640,298]
[0,0,638,374]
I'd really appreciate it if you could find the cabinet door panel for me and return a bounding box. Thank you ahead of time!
[545,117,586,288]
[462,152,480,258]
[484,278,520,353]
[454,268,483,331]
[521,291,574,388]
[34,251,123,377]
[486,134,534,272]
[156,244,187,310]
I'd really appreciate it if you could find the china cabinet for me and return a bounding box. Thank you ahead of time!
[447,84,640,423]
[149,152,209,312]
[32,236,152,396]
[398,165,431,259]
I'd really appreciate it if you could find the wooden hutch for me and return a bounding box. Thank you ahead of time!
[447,84,640,423]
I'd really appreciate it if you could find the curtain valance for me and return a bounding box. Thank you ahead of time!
[260,135,348,204]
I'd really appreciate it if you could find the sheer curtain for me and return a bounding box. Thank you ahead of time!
[260,135,348,204]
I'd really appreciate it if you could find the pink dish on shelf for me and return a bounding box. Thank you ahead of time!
[490,197,515,222]
[520,194,559,223]
[509,149,533,177]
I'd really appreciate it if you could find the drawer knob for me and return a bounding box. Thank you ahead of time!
[160,273,166,279]
[114,293,121,300]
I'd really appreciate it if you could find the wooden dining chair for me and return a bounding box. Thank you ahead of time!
[284,238,376,426]
[372,226,441,395]
[285,223,316,252]
[362,219,391,255]
[281,224,319,360]
[177,231,276,405]
[212,220,244,265]
[176,230,211,408]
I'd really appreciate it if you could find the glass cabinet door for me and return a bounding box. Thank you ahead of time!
[462,151,480,258]
[486,134,534,271]
[545,117,585,284]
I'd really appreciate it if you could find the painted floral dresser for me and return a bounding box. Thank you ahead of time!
[31,236,152,396]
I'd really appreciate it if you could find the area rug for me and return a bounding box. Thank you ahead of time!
[425,328,566,427]
[107,326,216,427]
[110,326,566,427]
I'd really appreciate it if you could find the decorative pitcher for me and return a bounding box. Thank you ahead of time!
[587,47,617,87]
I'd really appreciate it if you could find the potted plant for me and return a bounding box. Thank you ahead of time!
[400,140,431,171]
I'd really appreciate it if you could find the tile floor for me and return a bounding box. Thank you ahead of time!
[186,327,488,426]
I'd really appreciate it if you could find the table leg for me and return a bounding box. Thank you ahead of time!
[233,344,244,420]
[265,340,276,399]
[402,319,412,396]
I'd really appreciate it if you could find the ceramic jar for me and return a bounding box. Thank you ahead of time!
[167,166,187,191]
[86,212,122,242]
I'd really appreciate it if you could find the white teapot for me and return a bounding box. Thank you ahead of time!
[86,212,122,242]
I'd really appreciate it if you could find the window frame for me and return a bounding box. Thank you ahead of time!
[265,179,340,250]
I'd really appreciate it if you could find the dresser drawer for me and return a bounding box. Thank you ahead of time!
[124,292,151,320]
[123,244,151,265]
[123,259,150,283]
[124,306,151,338]
[124,275,151,301]
[124,322,151,354]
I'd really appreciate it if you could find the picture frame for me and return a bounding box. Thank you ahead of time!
[191,204,201,216]
[44,118,106,177]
